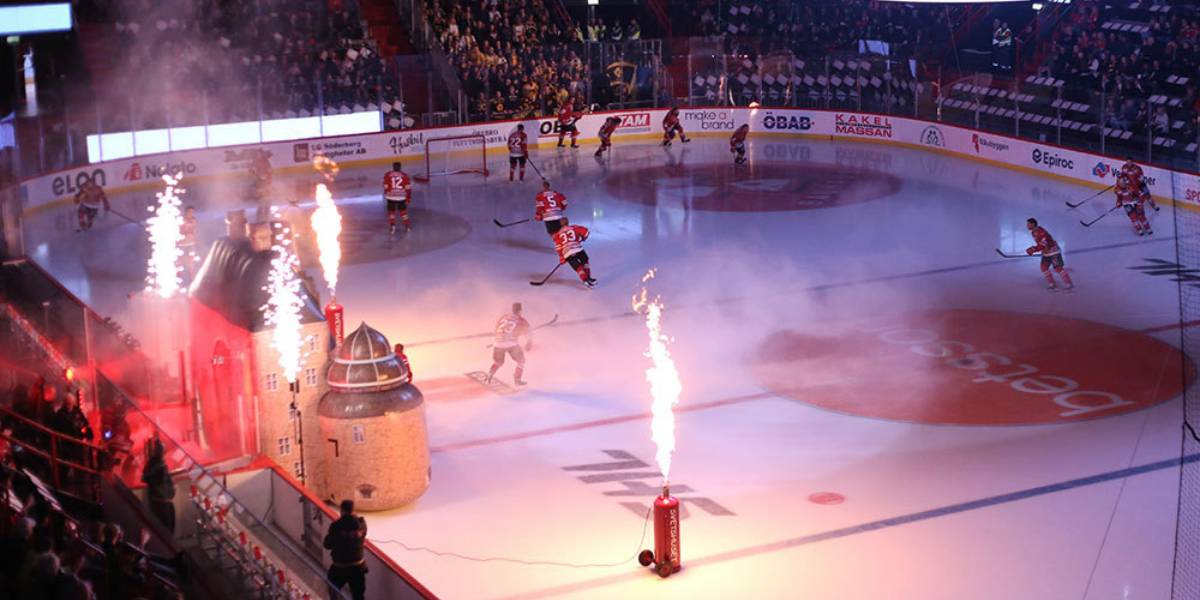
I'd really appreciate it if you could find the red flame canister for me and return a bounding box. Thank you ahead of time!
[652,487,680,577]
[324,302,344,346]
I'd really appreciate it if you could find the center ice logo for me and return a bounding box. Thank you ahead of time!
[749,309,1190,425]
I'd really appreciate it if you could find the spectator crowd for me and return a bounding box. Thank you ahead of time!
[425,0,589,120]
[0,318,184,599]
[77,0,394,128]
[1040,0,1200,139]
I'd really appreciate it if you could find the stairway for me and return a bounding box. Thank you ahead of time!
[358,0,414,56]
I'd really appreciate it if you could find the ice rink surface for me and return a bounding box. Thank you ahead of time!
[23,135,1195,599]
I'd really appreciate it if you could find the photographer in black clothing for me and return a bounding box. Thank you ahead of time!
[324,499,367,600]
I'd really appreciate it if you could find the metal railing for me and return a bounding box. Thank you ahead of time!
[0,256,350,599]
[0,404,104,503]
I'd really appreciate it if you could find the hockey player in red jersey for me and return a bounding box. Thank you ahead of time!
[730,123,750,164]
[1026,218,1073,290]
[557,99,581,149]
[662,107,690,147]
[595,116,620,158]
[553,217,596,288]
[486,303,532,386]
[534,179,568,235]
[73,179,109,232]
[508,124,529,181]
[383,162,412,234]
[1120,158,1159,212]
[1114,176,1153,235]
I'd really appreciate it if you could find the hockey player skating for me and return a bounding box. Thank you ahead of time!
[553,217,596,288]
[1115,176,1153,236]
[508,124,529,181]
[383,162,412,234]
[730,123,749,164]
[1120,158,1160,212]
[1026,218,1073,290]
[595,116,620,158]
[534,180,568,235]
[557,99,582,149]
[74,179,110,232]
[1121,159,1155,204]
[486,303,532,386]
[662,107,690,147]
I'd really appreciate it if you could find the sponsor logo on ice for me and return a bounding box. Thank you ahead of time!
[616,113,651,130]
[920,126,945,148]
[123,161,197,182]
[762,112,812,131]
[387,132,424,155]
[683,110,734,130]
[51,168,106,197]
[762,143,811,161]
[971,133,1009,154]
[306,139,367,161]
[1031,148,1074,171]
[834,113,892,138]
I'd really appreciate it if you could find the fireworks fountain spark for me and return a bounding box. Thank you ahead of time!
[632,269,682,482]
[312,153,340,182]
[262,211,309,383]
[145,174,186,298]
[310,183,342,295]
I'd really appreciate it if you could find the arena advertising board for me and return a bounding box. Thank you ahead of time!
[20,107,1197,211]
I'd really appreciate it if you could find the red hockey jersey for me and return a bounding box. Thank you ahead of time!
[553,225,589,262]
[493,314,531,348]
[558,103,577,125]
[730,127,748,147]
[383,170,411,201]
[1026,226,1061,256]
[507,130,528,156]
[599,119,619,139]
[535,190,567,221]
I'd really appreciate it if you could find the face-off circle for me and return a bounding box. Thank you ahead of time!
[603,162,901,212]
[750,310,1192,426]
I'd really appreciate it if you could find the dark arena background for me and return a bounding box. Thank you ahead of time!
[0,0,1199,598]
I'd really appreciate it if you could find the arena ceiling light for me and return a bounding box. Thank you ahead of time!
[0,3,72,35]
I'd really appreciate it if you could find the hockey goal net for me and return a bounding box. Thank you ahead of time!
[414,133,489,182]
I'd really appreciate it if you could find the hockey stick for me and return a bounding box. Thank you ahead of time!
[493,218,532,228]
[526,156,546,180]
[1065,185,1113,209]
[104,207,138,224]
[1080,204,1122,227]
[529,262,564,286]
[994,249,1040,259]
